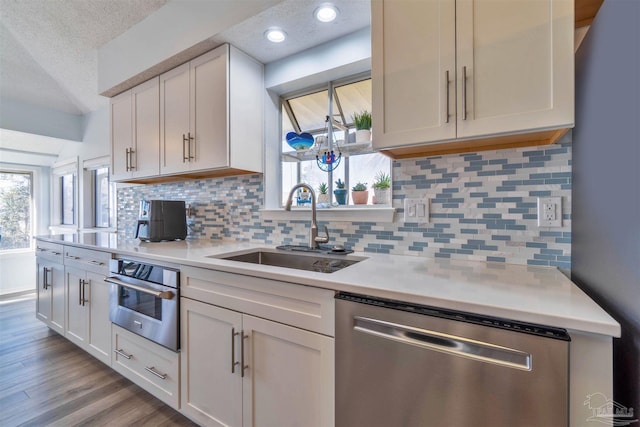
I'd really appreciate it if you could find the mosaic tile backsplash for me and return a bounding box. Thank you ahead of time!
[118,134,572,270]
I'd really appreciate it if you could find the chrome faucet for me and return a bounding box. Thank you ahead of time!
[285,183,330,249]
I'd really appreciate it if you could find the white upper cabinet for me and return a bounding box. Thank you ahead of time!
[160,44,263,177]
[110,77,160,181]
[372,0,574,156]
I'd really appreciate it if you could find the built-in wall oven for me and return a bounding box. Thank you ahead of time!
[105,258,179,351]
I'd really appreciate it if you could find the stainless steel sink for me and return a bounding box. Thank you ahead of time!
[211,249,364,273]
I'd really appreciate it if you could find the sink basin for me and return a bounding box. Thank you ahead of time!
[211,248,364,273]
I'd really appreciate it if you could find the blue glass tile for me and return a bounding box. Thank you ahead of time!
[526,242,548,248]
[487,256,506,262]
[491,235,511,241]
[470,192,489,198]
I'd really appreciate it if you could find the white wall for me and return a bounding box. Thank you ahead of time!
[0,98,84,141]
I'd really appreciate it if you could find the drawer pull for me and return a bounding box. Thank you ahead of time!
[66,254,80,260]
[89,260,105,266]
[36,247,46,252]
[145,366,167,380]
[114,348,132,359]
[50,251,62,256]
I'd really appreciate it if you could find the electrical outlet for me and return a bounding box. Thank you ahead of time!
[404,197,429,222]
[537,197,562,227]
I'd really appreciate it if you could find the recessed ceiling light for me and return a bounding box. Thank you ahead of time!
[265,27,287,43]
[314,3,339,23]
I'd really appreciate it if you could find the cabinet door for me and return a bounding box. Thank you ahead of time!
[36,259,52,323]
[372,0,456,149]
[181,297,243,427]
[86,271,112,365]
[49,262,65,335]
[65,266,88,347]
[110,90,133,181]
[190,46,229,171]
[455,0,574,138]
[242,315,334,427]
[160,63,191,175]
[132,77,160,179]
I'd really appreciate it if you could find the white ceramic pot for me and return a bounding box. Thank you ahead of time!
[373,188,390,205]
[318,193,330,204]
[355,129,371,143]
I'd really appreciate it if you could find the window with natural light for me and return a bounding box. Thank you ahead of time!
[60,173,75,225]
[94,167,115,228]
[280,76,391,207]
[0,171,32,251]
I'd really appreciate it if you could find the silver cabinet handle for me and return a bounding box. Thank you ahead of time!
[462,65,468,121]
[104,277,175,300]
[66,253,80,260]
[78,279,83,306]
[114,348,132,359]
[36,247,46,252]
[81,279,88,306]
[231,328,240,374]
[182,134,188,162]
[129,148,135,170]
[50,251,61,256]
[125,148,130,171]
[187,132,194,160]
[353,316,532,371]
[145,366,167,380]
[445,70,450,124]
[89,260,104,266]
[240,331,249,378]
[43,267,50,290]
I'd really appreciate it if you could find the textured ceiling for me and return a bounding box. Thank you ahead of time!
[0,0,370,117]
[213,0,370,64]
[0,0,169,115]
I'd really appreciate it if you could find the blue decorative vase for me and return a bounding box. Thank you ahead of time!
[334,189,347,205]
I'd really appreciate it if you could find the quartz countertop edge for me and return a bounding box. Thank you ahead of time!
[36,233,621,338]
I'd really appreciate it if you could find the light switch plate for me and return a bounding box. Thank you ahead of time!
[404,197,429,223]
[537,197,562,227]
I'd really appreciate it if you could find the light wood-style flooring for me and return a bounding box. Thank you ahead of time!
[0,295,198,427]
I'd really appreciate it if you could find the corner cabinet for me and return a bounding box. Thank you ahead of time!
[179,266,335,427]
[372,0,574,158]
[110,77,160,181]
[159,44,264,178]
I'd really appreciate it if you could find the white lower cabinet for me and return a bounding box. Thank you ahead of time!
[65,267,112,365]
[180,295,335,427]
[36,257,65,334]
[112,324,180,409]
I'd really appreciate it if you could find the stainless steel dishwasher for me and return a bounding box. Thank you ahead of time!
[335,292,570,427]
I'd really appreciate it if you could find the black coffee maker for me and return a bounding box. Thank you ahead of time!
[135,200,187,242]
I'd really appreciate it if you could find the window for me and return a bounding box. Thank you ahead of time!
[94,167,114,228]
[0,171,32,251]
[60,174,75,225]
[280,76,391,206]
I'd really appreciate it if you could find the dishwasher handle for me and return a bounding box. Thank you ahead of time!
[354,316,532,371]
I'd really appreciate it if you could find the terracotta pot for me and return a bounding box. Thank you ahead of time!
[351,190,369,205]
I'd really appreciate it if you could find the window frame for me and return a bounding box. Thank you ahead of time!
[0,170,34,252]
[279,73,391,207]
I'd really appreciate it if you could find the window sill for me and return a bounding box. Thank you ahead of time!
[260,206,395,223]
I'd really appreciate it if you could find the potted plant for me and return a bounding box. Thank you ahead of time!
[352,110,372,143]
[334,179,347,205]
[318,182,330,204]
[372,171,391,204]
[351,182,369,205]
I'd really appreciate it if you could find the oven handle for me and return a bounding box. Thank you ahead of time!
[104,277,175,300]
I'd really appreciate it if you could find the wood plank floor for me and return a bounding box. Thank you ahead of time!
[0,295,198,427]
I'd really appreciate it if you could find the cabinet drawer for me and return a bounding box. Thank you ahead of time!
[35,241,64,263]
[63,246,111,275]
[112,325,180,409]
[181,265,335,336]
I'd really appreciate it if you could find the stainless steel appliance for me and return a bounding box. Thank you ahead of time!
[335,292,570,427]
[106,258,179,351]
[135,200,187,242]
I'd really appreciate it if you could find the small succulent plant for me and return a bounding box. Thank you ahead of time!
[318,182,328,194]
[372,172,391,190]
[352,182,367,192]
[335,179,345,189]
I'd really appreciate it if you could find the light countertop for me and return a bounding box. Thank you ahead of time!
[37,232,620,337]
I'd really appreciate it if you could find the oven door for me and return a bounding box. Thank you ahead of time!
[106,275,179,351]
